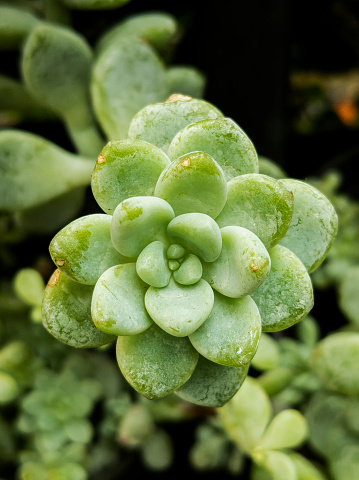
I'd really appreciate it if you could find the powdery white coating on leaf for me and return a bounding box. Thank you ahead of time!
[279,178,338,273]
[167,117,259,180]
[127,96,223,153]
[42,270,115,348]
[216,174,294,250]
[251,245,314,332]
[116,323,199,399]
[175,355,249,407]
[189,292,261,367]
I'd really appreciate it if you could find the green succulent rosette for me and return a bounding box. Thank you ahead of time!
[42,95,338,407]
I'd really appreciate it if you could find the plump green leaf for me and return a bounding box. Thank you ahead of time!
[310,331,359,395]
[127,94,223,153]
[50,214,129,285]
[251,450,297,480]
[0,5,39,50]
[168,117,258,180]
[91,263,152,336]
[167,213,222,262]
[111,196,174,258]
[218,377,272,453]
[258,156,286,179]
[173,254,203,285]
[175,354,249,407]
[0,130,93,211]
[251,333,280,371]
[338,265,359,326]
[13,268,44,306]
[145,277,214,337]
[0,371,19,404]
[202,226,271,298]
[91,139,171,214]
[21,23,103,155]
[252,245,314,332]
[216,174,294,249]
[116,324,199,399]
[91,34,167,140]
[189,292,261,367]
[258,409,308,450]
[136,241,171,287]
[42,269,116,348]
[279,179,338,273]
[330,445,359,480]
[166,66,206,98]
[155,151,228,218]
[14,187,86,234]
[96,12,177,55]
[287,452,329,480]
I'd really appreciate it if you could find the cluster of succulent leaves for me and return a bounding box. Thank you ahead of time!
[40,94,338,406]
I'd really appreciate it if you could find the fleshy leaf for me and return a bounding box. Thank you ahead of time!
[252,245,314,332]
[216,174,294,249]
[91,34,167,140]
[21,23,103,156]
[166,66,206,98]
[91,263,152,336]
[330,445,359,480]
[96,12,177,55]
[91,139,171,215]
[111,196,174,258]
[42,270,115,348]
[155,151,228,218]
[13,268,45,307]
[116,323,199,399]
[309,331,359,395]
[168,117,258,180]
[49,214,129,285]
[167,213,222,262]
[62,0,130,8]
[251,333,280,371]
[189,292,261,367]
[251,451,297,480]
[258,409,308,450]
[0,5,39,50]
[136,241,171,287]
[145,277,214,337]
[173,254,202,285]
[258,156,286,179]
[338,265,359,326]
[287,452,329,480]
[279,179,338,273]
[127,94,223,153]
[202,226,271,298]
[0,130,93,211]
[175,355,249,408]
[217,377,272,453]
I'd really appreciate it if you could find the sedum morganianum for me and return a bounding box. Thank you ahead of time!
[41,94,338,407]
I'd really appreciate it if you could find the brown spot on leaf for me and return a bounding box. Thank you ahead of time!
[165,93,192,103]
[182,158,191,167]
[55,258,66,267]
[97,154,106,164]
[48,269,60,287]
[250,263,259,272]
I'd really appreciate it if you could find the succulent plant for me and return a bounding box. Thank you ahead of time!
[41,94,338,407]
